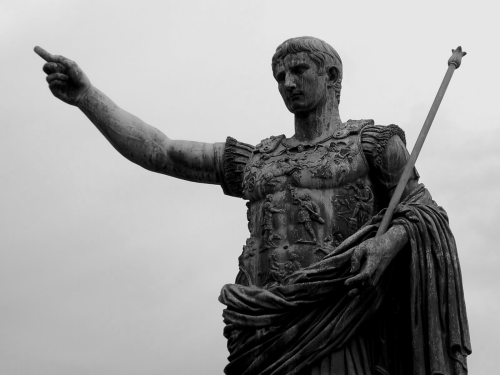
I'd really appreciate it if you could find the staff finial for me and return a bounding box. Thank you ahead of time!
[448,46,467,69]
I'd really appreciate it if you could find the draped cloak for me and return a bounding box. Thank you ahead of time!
[219,185,471,375]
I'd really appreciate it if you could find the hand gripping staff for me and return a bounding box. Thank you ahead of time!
[376,47,467,237]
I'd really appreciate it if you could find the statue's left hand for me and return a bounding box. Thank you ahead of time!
[344,226,407,297]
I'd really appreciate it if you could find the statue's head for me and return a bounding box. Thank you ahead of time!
[272,37,343,113]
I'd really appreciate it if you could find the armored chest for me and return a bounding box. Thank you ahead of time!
[237,120,378,288]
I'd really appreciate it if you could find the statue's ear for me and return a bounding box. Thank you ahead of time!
[327,66,339,87]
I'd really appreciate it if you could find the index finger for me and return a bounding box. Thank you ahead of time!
[34,46,71,67]
[34,46,56,62]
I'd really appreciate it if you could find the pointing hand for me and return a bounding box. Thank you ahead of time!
[34,46,92,106]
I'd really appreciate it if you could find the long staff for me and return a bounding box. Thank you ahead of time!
[376,47,466,237]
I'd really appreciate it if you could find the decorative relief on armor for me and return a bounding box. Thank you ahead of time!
[243,128,366,195]
[328,140,358,165]
[290,170,302,186]
[253,153,272,169]
[276,156,307,180]
[308,140,358,180]
[309,153,333,180]
[261,194,285,250]
[262,171,281,187]
[265,251,303,288]
[288,185,324,244]
[289,150,315,168]
[236,237,257,286]
[243,171,256,192]
[239,122,373,197]
[286,253,302,274]
[332,119,373,139]
[332,179,374,231]
[324,226,345,247]
[243,148,312,193]
[243,237,257,254]
[267,252,284,286]
[255,135,286,154]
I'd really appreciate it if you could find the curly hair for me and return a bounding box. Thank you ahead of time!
[272,36,343,104]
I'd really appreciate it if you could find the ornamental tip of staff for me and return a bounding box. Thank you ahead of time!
[448,46,467,69]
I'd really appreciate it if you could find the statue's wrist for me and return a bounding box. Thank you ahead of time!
[75,85,94,108]
[385,225,408,254]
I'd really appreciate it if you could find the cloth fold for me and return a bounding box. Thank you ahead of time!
[219,184,471,375]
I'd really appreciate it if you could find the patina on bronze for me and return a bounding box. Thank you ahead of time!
[35,37,471,375]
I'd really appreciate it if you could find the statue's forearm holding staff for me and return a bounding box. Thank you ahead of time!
[34,46,219,184]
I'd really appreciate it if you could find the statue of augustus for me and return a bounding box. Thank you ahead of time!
[35,36,471,375]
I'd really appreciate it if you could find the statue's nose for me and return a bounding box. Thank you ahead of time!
[285,73,296,90]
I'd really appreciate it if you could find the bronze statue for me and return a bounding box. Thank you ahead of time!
[35,36,471,374]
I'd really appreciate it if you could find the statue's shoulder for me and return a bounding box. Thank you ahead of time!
[333,119,374,139]
[221,137,255,198]
[225,136,255,157]
[360,122,413,173]
[255,134,286,154]
[359,122,407,146]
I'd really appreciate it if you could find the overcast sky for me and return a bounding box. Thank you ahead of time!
[1,0,499,374]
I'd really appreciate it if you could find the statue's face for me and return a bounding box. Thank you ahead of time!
[274,52,329,114]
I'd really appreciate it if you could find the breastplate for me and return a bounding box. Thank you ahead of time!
[236,122,377,288]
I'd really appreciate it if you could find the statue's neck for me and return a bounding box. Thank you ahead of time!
[293,96,342,143]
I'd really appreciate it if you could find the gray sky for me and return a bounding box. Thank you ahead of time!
[1,0,498,373]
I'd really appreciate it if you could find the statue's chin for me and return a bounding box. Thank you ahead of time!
[285,96,328,116]
[286,103,310,115]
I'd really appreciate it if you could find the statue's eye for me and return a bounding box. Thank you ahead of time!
[276,72,285,83]
[292,65,309,75]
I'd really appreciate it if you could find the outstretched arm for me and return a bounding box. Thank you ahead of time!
[34,46,220,184]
